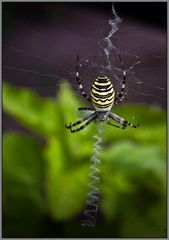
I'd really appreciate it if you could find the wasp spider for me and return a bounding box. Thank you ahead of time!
[65,54,139,133]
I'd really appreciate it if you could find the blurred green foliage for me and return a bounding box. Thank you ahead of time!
[3,81,166,237]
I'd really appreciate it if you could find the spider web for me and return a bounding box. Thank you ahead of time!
[3,2,166,124]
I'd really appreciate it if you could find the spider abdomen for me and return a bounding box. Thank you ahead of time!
[91,76,115,111]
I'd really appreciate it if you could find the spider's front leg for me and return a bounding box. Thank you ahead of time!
[76,55,91,102]
[115,53,127,104]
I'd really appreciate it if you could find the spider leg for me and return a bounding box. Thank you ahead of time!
[66,114,97,133]
[115,53,127,104]
[65,113,96,130]
[108,112,139,129]
[78,107,94,111]
[77,107,95,119]
[70,115,97,133]
[65,116,90,129]
[76,55,91,102]
[107,120,126,129]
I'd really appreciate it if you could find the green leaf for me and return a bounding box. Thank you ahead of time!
[44,136,89,220]
[102,141,165,176]
[47,166,89,220]
[3,132,45,237]
[3,82,59,137]
[3,82,95,158]
[3,132,44,188]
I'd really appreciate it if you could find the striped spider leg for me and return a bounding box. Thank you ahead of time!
[115,52,127,104]
[108,112,139,129]
[76,54,91,102]
[65,112,97,133]
[65,55,96,133]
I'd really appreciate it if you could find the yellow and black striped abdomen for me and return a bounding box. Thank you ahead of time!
[90,76,115,111]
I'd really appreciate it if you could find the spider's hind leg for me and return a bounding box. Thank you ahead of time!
[107,120,126,129]
[108,112,139,129]
[69,115,97,133]
[65,112,96,133]
[76,55,91,102]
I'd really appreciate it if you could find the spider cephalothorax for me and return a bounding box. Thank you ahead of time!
[65,55,139,133]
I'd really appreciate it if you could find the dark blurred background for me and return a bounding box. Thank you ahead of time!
[2,2,167,133]
[3,2,167,27]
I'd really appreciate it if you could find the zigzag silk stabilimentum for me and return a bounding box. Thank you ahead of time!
[81,123,103,227]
